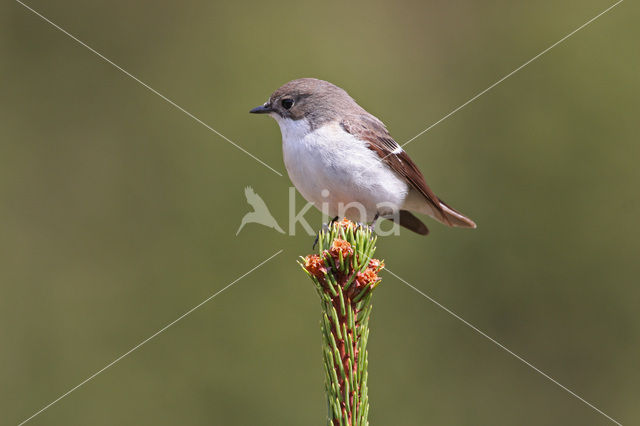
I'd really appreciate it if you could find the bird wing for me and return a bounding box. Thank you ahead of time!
[340,115,448,222]
[340,114,475,228]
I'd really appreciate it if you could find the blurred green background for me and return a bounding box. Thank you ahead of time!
[2,0,638,424]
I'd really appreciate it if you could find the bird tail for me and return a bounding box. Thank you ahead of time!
[387,206,474,235]
[437,200,476,228]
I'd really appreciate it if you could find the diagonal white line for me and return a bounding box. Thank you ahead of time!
[400,0,623,150]
[17,249,284,426]
[385,267,623,425]
[15,0,284,177]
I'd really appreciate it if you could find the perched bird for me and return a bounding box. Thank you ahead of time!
[236,186,285,235]
[250,78,475,235]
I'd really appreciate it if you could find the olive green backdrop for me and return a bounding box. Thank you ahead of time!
[2,0,638,425]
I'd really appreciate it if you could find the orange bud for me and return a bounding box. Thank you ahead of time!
[330,238,354,258]
[356,268,379,287]
[304,254,326,277]
[368,258,384,272]
[337,218,355,229]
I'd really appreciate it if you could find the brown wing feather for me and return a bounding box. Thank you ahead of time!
[340,115,452,225]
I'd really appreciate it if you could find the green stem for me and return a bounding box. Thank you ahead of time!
[299,220,384,426]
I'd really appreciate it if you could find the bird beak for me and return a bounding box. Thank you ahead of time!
[249,103,272,114]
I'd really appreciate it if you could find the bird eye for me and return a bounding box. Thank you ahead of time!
[281,98,294,110]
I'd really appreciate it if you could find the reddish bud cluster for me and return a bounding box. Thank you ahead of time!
[355,259,384,288]
[304,254,326,278]
[368,258,385,273]
[337,218,355,230]
[356,268,379,287]
[330,238,354,259]
[303,218,383,297]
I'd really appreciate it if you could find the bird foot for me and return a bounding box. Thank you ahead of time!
[312,216,339,250]
[366,213,380,233]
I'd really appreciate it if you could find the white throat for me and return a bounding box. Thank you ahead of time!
[272,115,312,142]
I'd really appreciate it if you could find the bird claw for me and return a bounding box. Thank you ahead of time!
[312,216,339,250]
[366,213,380,233]
[312,226,328,250]
[355,221,376,234]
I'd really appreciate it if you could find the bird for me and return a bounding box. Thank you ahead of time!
[236,186,285,235]
[249,78,475,235]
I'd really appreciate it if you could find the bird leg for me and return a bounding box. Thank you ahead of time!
[312,216,339,250]
[368,212,380,232]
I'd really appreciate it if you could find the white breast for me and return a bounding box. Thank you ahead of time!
[275,116,409,221]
